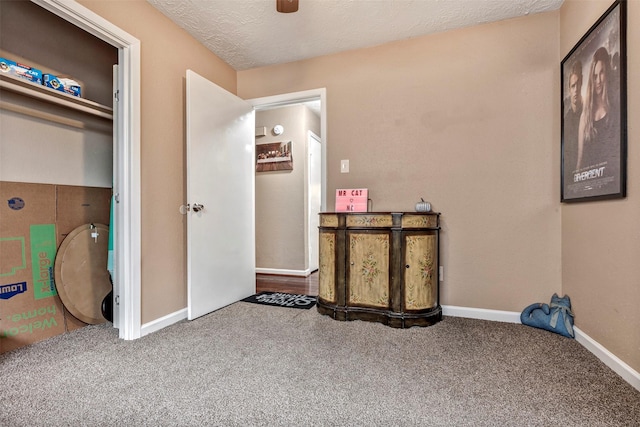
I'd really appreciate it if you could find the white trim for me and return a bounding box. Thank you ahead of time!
[442,305,521,323]
[117,41,142,340]
[256,268,314,277]
[141,309,187,337]
[33,0,142,340]
[574,326,640,392]
[443,305,640,392]
[32,0,134,45]
[249,88,325,109]
[307,130,321,272]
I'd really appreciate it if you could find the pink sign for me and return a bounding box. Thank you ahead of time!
[335,189,368,212]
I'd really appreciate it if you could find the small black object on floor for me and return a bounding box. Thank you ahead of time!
[241,292,317,310]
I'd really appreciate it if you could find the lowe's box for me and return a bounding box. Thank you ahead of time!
[0,182,65,353]
[0,57,43,85]
[43,74,82,97]
[0,182,111,353]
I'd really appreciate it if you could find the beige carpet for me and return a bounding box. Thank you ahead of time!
[1,302,639,426]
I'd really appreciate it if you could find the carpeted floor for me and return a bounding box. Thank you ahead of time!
[1,302,639,426]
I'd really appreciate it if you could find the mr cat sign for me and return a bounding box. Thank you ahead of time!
[335,188,368,212]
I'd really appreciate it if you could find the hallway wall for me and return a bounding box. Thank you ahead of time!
[255,105,320,273]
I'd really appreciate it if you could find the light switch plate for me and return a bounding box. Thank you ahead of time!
[341,160,349,173]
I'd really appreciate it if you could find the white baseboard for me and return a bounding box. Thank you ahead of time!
[140,308,187,337]
[443,305,640,392]
[574,326,640,392]
[442,305,521,323]
[255,267,313,277]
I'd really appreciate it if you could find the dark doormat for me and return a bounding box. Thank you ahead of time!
[241,292,317,309]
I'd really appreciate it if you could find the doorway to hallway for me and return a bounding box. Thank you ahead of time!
[249,89,326,278]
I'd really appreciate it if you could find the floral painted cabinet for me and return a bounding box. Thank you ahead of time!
[347,231,391,308]
[403,232,438,310]
[317,212,441,328]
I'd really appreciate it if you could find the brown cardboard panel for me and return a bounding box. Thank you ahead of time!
[0,182,111,353]
[0,295,67,353]
[0,182,56,236]
[0,182,55,301]
[1,181,65,353]
[56,185,111,247]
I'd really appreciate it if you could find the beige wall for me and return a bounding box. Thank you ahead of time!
[255,105,319,272]
[240,11,562,313]
[76,0,638,373]
[79,0,236,323]
[561,0,640,372]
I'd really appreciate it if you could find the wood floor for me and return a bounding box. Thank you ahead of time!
[256,271,318,295]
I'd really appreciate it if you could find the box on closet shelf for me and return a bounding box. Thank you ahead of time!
[0,57,43,85]
[43,74,82,97]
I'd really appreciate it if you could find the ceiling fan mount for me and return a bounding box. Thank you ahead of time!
[277,0,299,13]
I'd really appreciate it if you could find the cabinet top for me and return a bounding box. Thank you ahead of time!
[319,212,440,230]
[320,211,440,215]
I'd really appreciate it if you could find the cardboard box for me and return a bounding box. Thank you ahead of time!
[0,182,112,352]
[55,185,111,246]
[0,182,65,353]
[43,73,82,97]
[0,57,43,85]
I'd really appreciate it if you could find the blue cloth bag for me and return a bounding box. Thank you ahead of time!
[520,294,575,338]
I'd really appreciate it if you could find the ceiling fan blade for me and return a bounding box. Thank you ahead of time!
[277,0,299,13]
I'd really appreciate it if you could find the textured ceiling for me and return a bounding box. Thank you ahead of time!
[147,0,564,71]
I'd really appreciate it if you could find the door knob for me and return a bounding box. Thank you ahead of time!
[192,203,204,213]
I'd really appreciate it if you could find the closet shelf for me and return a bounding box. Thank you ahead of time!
[0,73,113,120]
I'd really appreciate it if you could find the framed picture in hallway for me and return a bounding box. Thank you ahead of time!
[561,0,627,203]
[256,141,293,172]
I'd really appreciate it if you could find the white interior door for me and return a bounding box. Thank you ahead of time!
[308,131,321,272]
[186,70,255,320]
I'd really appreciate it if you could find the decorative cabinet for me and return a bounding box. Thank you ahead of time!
[318,212,441,328]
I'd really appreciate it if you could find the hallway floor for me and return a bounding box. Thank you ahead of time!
[256,271,318,295]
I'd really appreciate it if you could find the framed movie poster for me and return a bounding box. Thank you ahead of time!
[561,0,627,202]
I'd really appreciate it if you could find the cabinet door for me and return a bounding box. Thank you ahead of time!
[403,232,438,310]
[347,231,390,308]
[318,230,337,303]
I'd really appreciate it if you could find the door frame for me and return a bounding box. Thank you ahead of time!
[33,0,142,339]
[248,89,327,276]
[248,88,327,216]
[307,130,321,272]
